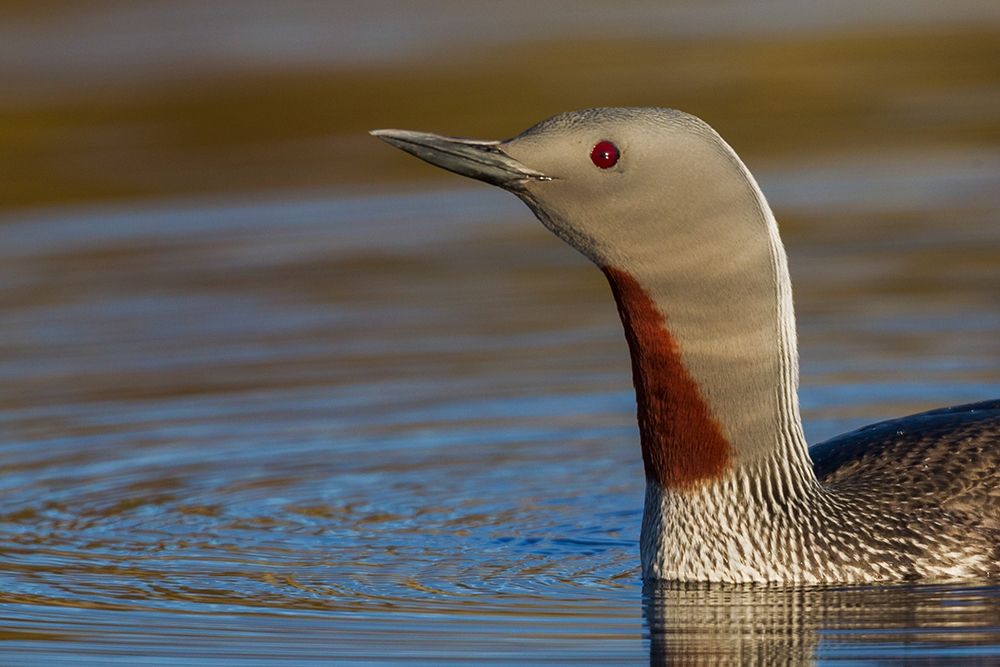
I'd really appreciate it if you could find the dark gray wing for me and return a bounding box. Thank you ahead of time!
[810,399,1000,480]
[809,399,1000,529]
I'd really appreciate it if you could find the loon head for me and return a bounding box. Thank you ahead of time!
[373,107,747,271]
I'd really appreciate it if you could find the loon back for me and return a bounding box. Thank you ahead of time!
[811,399,1000,529]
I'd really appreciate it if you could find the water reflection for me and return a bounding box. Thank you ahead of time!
[645,581,1000,664]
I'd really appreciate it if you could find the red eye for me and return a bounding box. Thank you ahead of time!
[590,140,619,169]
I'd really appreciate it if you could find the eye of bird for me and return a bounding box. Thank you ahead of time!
[589,140,619,169]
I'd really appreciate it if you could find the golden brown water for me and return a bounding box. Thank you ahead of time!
[1,2,998,663]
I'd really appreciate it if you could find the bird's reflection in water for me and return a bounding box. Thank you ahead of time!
[643,580,1000,664]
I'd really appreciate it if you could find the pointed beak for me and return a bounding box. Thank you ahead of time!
[370,129,549,188]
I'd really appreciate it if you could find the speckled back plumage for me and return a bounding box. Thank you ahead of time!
[810,399,1000,575]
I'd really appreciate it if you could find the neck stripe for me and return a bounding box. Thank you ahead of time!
[603,266,732,490]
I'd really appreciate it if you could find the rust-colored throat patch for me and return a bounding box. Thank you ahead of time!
[602,266,731,490]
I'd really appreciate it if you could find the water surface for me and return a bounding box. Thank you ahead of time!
[1,2,999,664]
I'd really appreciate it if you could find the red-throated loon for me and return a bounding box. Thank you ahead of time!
[371,108,999,583]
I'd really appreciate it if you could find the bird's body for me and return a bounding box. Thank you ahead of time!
[644,400,999,583]
[372,108,999,583]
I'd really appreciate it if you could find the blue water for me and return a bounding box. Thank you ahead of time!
[1,173,997,663]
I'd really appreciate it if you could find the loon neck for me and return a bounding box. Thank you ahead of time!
[601,163,814,496]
